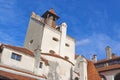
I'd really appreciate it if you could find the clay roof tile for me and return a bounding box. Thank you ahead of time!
[87,61,101,80]
[0,71,36,80]
[97,64,120,72]
[2,44,34,56]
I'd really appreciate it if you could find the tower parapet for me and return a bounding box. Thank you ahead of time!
[24,9,75,63]
[42,8,59,28]
[31,12,45,24]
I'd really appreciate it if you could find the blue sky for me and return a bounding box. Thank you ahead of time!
[0,0,120,60]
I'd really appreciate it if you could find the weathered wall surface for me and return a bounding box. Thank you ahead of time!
[24,17,44,52]
[1,48,35,72]
[41,54,73,80]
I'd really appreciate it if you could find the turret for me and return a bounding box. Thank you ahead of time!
[42,8,59,28]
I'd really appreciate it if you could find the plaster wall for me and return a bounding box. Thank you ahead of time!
[24,18,44,52]
[74,56,87,80]
[41,25,60,54]
[63,36,75,63]
[1,48,35,72]
[41,55,73,80]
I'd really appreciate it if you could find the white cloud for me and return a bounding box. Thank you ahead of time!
[76,33,120,60]
[76,38,90,46]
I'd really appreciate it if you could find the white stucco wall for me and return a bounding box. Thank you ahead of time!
[74,56,88,80]
[41,25,60,54]
[24,18,44,52]
[24,13,75,63]
[1,48,35,72]
[63,36,75,63]
[41,54,73,80]
[41,24,75,63]
[36,61,49,76]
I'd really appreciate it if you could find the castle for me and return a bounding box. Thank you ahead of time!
[0,9,101,80]
[93,46,120,80]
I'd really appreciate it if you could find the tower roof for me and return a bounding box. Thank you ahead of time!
[42,8,59,20]
[49,8,57,15]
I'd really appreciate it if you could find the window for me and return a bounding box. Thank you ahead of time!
[11,53,21,61]
[52,37,59,41]
[64,56,69,60]
[29,40,33,44]
[65,43,70,47]
[39,62,43,68]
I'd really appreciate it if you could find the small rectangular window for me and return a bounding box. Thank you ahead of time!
[65,43,70,47]
[39,62,43,68]
[52,37,59,41]
[11,52,21,61]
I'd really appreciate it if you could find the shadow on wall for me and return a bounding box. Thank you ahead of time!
[47,61,60,80]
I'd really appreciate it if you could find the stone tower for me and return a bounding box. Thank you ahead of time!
[24,9,75,62]
[24,9,59,52]
[42,8,59,28]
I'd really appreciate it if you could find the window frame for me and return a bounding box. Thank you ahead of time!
[11,52,22,61]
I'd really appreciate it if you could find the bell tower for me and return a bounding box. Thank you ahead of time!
[24,9,75,63]
[24,9,60,52]
[42,8,59,28]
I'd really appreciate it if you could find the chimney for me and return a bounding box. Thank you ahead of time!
[92,54,97,63]
[106,46,112,60]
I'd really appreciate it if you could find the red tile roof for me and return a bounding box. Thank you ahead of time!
[0,65,47,79]
[95,56,120,64]
[97,64,120,72]
[0,44,74,66]
[49,8,57,15]
[1,44,34,56]
[0,70,36,80]
[87,61,101,80]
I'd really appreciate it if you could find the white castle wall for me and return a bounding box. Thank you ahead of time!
[1,48,35,72]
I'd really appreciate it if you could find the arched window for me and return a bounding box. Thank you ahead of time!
[115,73,120,80]
[74,77,79,80]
